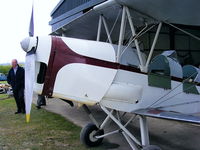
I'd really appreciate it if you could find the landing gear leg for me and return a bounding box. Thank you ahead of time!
[81,105,104,147]
[139,116,161,150]
[81,104,161,150]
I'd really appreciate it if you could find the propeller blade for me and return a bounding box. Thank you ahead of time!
[25,54,35,122]
[22,1,36,123]
[21,36,37,123]
[29,4,34,37]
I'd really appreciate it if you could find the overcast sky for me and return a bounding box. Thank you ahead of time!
[0,0,60,64]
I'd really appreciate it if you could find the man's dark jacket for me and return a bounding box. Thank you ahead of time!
[7,66,25,90]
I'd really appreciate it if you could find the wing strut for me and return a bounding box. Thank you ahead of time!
[96,15,102,41]
[116,6,126,62]
[125,6,145,67]
[96,15,113,44]
[144,22,162,72]
[95,4,163,72]
[115,5,162,71]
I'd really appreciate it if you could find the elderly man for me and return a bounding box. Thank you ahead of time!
[7,59,25,114]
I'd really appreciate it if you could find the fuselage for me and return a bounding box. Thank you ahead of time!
[32,36,200,114]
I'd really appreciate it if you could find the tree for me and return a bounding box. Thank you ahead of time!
[0,65,11,75]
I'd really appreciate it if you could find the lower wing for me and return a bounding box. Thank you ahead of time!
[134,108,200,124]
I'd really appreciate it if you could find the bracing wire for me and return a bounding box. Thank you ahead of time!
[156,100,200,110]
[120,23,157,58]
[165,22,200,41]
[106,9,121,43]
[153,83,199,107]
[148,71,199,108]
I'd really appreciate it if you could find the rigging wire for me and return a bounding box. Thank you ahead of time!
[106,9,121,43]
[156,100,200,109]
[120,23,157,58]
[147,71,198,108]
[153,83,199,107]
[165,22,200,41]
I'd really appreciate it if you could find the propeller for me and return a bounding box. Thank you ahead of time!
[24,51,36,122]
[29,4,34,37]
[20,3,37,122]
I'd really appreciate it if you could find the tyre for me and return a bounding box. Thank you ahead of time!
[80,123,104,147]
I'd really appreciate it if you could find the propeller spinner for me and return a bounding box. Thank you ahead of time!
[20,37,37,53]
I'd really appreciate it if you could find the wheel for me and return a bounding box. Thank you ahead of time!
[143,145,162,150]
[80,123,104,147]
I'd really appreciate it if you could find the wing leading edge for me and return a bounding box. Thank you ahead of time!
[134,109,200,124]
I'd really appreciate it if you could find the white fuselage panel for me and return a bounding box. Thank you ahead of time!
[62,37,116,62]
[53,63,117,105]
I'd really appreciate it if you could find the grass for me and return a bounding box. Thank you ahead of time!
[0,80,7,84]
[0,94,103,150]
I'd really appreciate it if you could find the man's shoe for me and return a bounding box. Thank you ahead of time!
[36,106,41,109]
[15,111,21,114]
[41,103,46,106]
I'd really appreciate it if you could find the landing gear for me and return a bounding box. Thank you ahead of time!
[80,123,104,147]
[81,104,162,150]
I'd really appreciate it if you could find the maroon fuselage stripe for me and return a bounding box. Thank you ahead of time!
[42,37,199,96]
[42,37,119,96]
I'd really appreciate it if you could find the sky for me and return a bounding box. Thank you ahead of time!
[0,0,60,64]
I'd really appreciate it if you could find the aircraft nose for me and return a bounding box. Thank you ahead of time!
[20,37,37,53]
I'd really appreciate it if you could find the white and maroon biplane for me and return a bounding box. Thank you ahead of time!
[21,0,200,149]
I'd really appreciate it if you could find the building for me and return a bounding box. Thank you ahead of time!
[49,0,200,66]
[49,0,106,32]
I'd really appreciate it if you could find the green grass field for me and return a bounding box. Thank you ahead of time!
[0,94,103,150]
[0,80,7,84]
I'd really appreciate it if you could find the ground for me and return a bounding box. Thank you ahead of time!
[0,94,103,150]
[0,91,200,150]
[43,98,200,150]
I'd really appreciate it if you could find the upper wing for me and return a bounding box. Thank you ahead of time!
[117,0,200,26]
[51,2,127,41]
[51,0,200,40]
[134,108,200,124]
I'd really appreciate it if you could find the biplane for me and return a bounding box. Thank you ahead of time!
[21,0,200,149]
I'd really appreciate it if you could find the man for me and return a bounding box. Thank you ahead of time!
[7,59,25,114]
[36,94,46,109]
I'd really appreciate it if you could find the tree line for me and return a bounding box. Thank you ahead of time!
[0,63,24,75]
[0,65,11,75]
